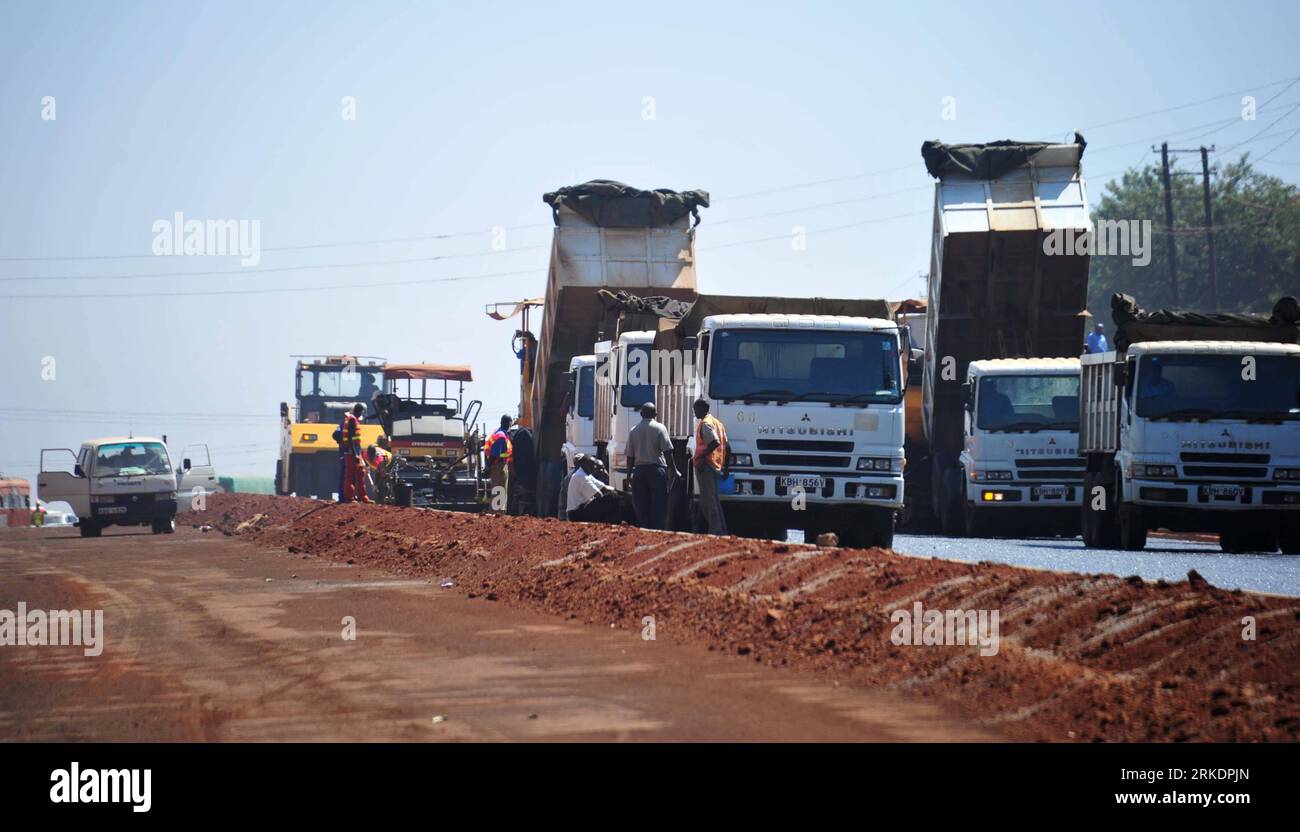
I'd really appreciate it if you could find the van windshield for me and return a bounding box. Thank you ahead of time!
[708,328,901,404]
[977,374,1080,432]
[94,442,172,477]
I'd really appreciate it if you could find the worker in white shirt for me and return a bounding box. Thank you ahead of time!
[567,456,620,523]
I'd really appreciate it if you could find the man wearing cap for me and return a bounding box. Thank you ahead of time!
[626,402,678,530]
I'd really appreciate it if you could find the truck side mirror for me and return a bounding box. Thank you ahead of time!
[681,336,698,351]
[1113,363,1128,388]
[280,401,289,418]
[74,464,84,478]
[183,458,192,472]
[961,381,973,410]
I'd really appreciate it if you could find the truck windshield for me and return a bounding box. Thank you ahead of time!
[708,328,901,404]
[619,344,656,408]
[298,367,384,401]
[1136,353,1300,421]
[977,374,1080,432]
[577,365,595,418]
[94,442,172,477]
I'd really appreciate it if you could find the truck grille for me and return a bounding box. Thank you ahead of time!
[1180,452,1270,464]
[758,454,852,469]
[1183,465,1268,479]
[756,439,855,453]
[1014,458,1085,480]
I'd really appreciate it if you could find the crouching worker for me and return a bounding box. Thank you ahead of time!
[567,456,620,523]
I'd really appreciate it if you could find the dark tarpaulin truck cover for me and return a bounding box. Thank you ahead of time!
[1109,293,1300,350]
[921,133,1088,179]
[542,180,710,228]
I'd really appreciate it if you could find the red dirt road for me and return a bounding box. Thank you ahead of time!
[202,494,1300,742]
[0,524,989,742]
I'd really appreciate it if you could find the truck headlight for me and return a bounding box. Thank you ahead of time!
[1141,464,1177,478]
[1274,468,1300,480]
[856,457,897,471]
[728,452,753,467]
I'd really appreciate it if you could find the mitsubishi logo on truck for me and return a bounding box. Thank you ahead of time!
[757,425,851,436]
[801,413,811,422]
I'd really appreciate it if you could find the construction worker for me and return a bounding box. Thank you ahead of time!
[484,415,513,512]
[558,453,585,519]
[342,403,371,503]
[627,402,678,530]
[365,441,394,504]
[333,418,347,502]
[1085,322,1109,354]
[692,398,729,535]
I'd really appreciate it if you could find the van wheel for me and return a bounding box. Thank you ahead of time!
[79,521,101,538]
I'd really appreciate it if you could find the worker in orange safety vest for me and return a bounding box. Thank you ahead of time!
[483,415,513,512]
[342,403,371,503]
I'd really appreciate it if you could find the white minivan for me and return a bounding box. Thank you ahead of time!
[38,437,217,537]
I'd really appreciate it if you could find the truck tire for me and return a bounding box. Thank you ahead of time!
[79,521,101,538]
[1116,504,1147,551]
[939,465,964,537]
[152,516,176,535]
[1220,529,1278,554]
[965,505,994,538]
[869,510,896,550]
[1279,528,1300,555]
[1081,471,1119,549]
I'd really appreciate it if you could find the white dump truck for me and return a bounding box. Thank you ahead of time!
[1080,294,1300,553]
[655,296,908,548]
[38,437,218,537]
[958,357,1083,536]
[910,137,1092,535]
[526,181,706,515]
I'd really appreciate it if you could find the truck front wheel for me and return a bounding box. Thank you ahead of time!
[79,521,101,538]
[1220,529,1278,554]
[1117,504,1147,551]
[152,516,176,535]
[1280,528,1300,555]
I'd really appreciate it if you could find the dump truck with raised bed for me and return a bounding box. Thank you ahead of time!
[276,355,386,499]
[521,181,707,516]
[655,295,907,547]
[910,137,1092,535]
[373,363,483,510]
[1080,293,1300,553]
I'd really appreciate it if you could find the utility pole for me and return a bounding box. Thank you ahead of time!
[1200,145,1220,311]
[1155,142,1179,305]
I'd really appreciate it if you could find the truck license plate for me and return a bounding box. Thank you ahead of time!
[97,506,127,515]
[1210,484,1242,500]
[1038,485,1066,500]
[780,475,825,490]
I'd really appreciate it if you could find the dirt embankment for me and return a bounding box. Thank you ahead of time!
[200,493,1300,742]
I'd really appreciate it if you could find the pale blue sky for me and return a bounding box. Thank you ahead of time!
[2,0,1299,480]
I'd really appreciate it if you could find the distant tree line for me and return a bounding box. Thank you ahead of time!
[1086,156,1300,321]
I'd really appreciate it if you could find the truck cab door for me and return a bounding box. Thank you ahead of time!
[38,448,91,518]
[176,444,219,512]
